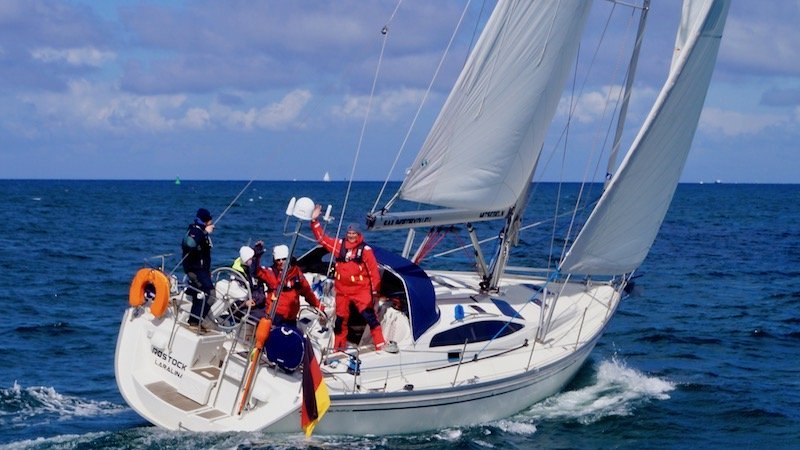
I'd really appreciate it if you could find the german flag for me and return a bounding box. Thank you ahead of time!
[301,336,330,436]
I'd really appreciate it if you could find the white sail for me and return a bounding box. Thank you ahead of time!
[397,0,592,211]
[559,0,730,276]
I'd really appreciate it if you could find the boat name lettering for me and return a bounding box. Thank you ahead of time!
[151,347,187,372]
[479,210,504,218]
[383,217,432,226]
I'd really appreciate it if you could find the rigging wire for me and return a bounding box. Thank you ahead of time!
[557,4,620,264]
[471,1,648,358]
[168,179,254,277]
[526,9,620,265]
[215,179,253,225]
[332,0,402,260]
[559,3,640,264]
[415,3,638,272]
[371,0,474,214]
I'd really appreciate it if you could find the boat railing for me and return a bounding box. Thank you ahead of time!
[176,282,205,326]
[218,314,262,415]
[164,276,263,412]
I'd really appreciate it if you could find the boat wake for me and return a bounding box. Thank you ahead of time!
[0,381,126,427]
[513,356,675,427]
[1,358,674,448]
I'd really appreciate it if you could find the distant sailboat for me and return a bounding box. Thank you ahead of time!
[174,177,181,185]
[322,171,331,182]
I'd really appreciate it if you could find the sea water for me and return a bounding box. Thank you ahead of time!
[0,180,798,449]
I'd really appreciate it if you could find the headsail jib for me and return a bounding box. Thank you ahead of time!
[559,0,730,277]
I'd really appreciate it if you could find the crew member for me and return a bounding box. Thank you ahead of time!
[310,204,385,351]
[182,208,215,330]
[231,243,268,319]
[256,244,323,327]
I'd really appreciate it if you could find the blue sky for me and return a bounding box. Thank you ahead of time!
[1,0,797,183]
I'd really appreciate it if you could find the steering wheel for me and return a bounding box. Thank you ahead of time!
[209,267,252,331]
[298,304,332,345]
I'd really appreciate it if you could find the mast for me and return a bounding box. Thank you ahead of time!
[484,153,537,291]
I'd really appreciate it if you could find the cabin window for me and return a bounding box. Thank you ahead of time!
[430,321,523,347]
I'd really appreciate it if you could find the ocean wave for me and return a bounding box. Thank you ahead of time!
[0,382,126,427]
[2,431,110,450]
[515,356,675,425]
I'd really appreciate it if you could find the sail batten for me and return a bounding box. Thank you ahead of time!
[560,0,730,276]
[397,0,592,211]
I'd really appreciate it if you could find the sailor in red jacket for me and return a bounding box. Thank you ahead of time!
[310,204,385,351]
[255,244,323,328]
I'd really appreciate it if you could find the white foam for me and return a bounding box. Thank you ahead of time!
[1,381,126,426]
[491,419,538,435]
[433,428,463,441]
[521,356,675,424]
[1,432,109,450]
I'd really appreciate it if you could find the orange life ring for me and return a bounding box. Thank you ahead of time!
[129,268,171,318]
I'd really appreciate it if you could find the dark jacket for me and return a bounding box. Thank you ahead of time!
[181,221,212,274]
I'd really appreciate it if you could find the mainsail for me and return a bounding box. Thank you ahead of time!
[396,0,592,211]
[559,0,730,275]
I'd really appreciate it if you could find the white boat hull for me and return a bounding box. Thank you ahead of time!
[116,269,622,434]
[273,333,600,435]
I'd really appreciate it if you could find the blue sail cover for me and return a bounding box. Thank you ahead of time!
[372,246,439,341]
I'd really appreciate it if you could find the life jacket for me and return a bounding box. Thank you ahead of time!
[265,266,303,293]
[232,257,267,302]
[336,241,366,263]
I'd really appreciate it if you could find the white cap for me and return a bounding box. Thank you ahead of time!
[273,244,289,260]
[239,246,255,264]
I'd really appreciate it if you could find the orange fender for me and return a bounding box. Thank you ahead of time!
[129,268,171,318]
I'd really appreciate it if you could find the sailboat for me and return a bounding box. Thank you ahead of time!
[115,0,729,435]
[323,171,331,182]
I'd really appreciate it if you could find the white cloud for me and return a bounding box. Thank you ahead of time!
[20,81,312,133]
[18,79,177,132]
[211,89,312,130]
[181,107,211,129]
[700,107,790,137]
[722,13,800,75]
[557,85,659,124]
[255,89,312,129]
[31,47,115,67]
[331,88,427,121]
